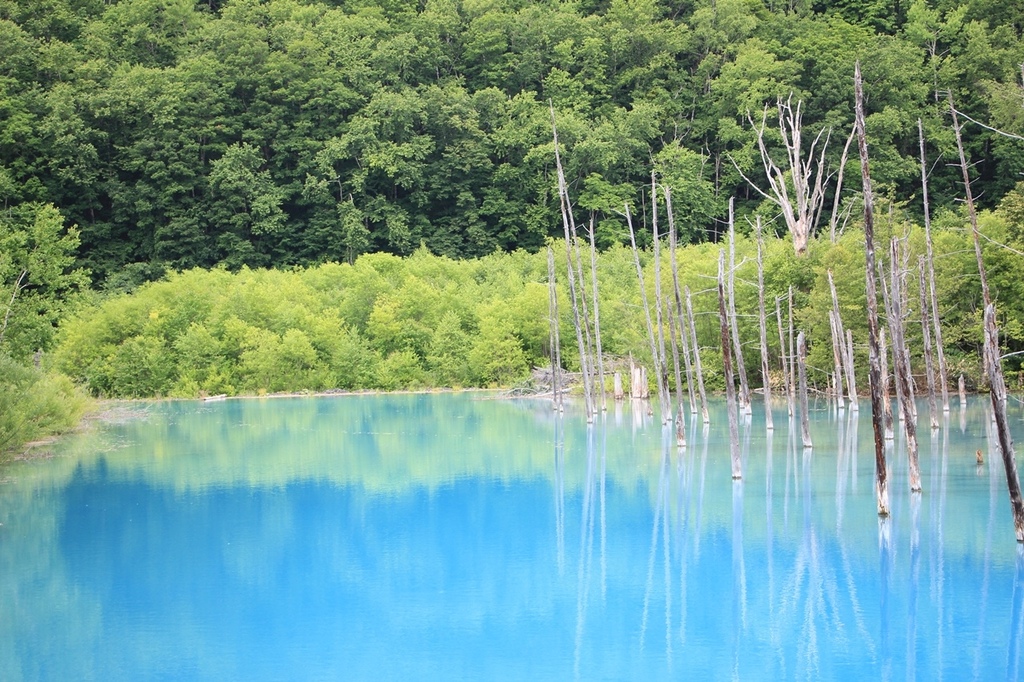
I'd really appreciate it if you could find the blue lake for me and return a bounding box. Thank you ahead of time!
[1,393,1023,680]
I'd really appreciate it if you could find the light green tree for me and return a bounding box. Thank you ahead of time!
[0,202,87,359]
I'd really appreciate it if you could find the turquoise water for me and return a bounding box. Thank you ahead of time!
[1,393,1022,680]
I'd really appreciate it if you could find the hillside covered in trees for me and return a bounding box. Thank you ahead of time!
[1,0,1023,285]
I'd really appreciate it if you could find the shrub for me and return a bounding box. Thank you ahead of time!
[0,353,90,458]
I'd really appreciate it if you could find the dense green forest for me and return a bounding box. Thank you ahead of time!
[1,0,1023,282]
[2,0,1024,453]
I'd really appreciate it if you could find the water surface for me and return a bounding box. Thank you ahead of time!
[1,394,1022,680]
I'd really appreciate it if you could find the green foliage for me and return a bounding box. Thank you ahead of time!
[209,142,287,240]
[0,352,89,458]
[0,202,88,360]
[1,0,1021,284]
[468,301,529,386]
[426,310,472,387]
[53,250,548,396]
[375,349,427,390]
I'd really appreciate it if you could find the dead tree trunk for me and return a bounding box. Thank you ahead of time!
[570,222,597,414]
[613,372,624,400]
[551,109,594,420]
[876,327,892,438]
[886,239,917,425]
[665,186,698,416]
[727,199,752,415]
[676,311,698,416]
[827,270,847,409]
[667,299,687,446]
[652,175,670,425]
[547,247,563,411]
[588,217,607,412]
[918,118,950,412]
[797,331,813,449]
[662,198,687,445]
[918,258,939,430]
[828,126,856,243]
[755,218,774,430]
[855,61,890,516]
[879,254,898,423]
[827,268,859,408]
[776,296,794,417]
[685,286,710,423]
[959,374,967,409]
[626,204,668,422]
[788,286,796,407]
[984,304,1024,541]
[844,330,859,409]
[951,95,1024,540]
[828,309,845,406]
[888,239,922,492]
[577,249,598,405]
[719,250,742,478]
[895,238,918,424]
[630,356,649,399]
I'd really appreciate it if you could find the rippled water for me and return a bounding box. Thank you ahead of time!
[1,393,1022,680]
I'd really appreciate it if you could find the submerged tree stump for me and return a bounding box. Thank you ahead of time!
[630,361,649,399]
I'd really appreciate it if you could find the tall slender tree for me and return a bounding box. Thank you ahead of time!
[755,218,774,431]
[551,107,593,420]
[951,96,1024,541]
[918,119,950,413]
[626,204,668,424]
[727,199,751,415]
[719,250,742,478]
[854,62,890,516]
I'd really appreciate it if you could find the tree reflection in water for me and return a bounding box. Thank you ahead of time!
[4,394,1024,679]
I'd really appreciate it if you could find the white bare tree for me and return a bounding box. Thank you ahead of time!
[736,95,832,256]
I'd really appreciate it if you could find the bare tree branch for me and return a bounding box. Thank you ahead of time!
[950,106,1024,142]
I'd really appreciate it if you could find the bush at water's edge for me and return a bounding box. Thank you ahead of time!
[48,198,1024,401]
[0,353,91,460]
